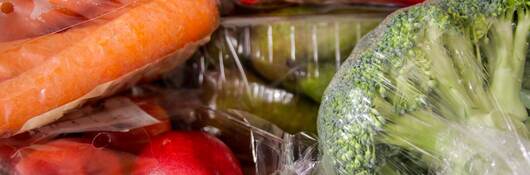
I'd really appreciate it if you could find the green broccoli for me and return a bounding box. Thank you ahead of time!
[318,0,530,174]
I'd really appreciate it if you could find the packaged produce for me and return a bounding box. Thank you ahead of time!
[81,97,172,154]
[201,69,319,133]
[0,0,219,136]
[0,83,319,174]
[15,139,133,175]
[230,0,423,10]
[318,0,530,174]
[133,131,243,175]
[205,6,388,102]
[196,6,389,136]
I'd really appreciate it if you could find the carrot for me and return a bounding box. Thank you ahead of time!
[0,25,99,81]
[0,0,132,42]
[0,0,219,135]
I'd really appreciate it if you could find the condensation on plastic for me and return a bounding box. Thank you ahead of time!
[0,0,218,136]
[317,0,530,175]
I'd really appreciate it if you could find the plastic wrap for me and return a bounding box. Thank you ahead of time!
[0,0,219,136]
[220,0,421,14]
[0,85,323,174]
[318,0,530,174]
[148,88,321,175]
[233,0,421,7]
[197,6,388,135]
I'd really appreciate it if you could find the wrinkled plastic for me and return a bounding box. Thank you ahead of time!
[0,86,320,175]
[229,0,422,9]
[197,7,388,136]
[318,0,530,174]
[151,88,319,175]
[0,0,219,136]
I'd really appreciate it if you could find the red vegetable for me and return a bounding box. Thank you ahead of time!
[15,139,124,175]
[133,132,243,175]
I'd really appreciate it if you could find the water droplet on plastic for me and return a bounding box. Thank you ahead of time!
[91,132,112,149]
[1,2,13,14]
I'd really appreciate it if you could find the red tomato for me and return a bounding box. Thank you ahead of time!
[15,139,124,175]
[133,132,243,175]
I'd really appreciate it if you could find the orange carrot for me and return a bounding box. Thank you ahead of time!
[0,25,99,81]
[0,0,219,135]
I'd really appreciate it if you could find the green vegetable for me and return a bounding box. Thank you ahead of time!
[318,0,530,174]
[201,70,318,134]
[249,7,386,102]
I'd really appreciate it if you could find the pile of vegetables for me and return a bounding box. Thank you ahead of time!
[202,6,387,134]
[319,0,530,174]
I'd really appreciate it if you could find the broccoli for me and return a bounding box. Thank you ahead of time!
[318,0,530,174]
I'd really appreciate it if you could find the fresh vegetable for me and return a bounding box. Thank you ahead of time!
[237,0,422,7]
[248,7,385,102]
[133,132,243,175]
[0,0,219,136]
[202,70,318,133]
[0,0,133,42]
[15,139,126,175]
[319,0,530,174]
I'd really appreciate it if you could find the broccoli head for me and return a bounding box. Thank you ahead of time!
[318,0,530,174]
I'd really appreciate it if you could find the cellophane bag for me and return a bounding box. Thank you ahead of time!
[166,5,390,175]
[0,82,321,175]
[0,0,219,137]
[197,5,390,135]
[318,0,530,174]
[220,0,421,14]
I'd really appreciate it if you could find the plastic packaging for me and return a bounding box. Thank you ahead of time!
[0,0,219,136]
[197,6,389,134]
[223,0,421,12]
[151,88,319,175]
[0,85,320,175]
[318,0,530,174]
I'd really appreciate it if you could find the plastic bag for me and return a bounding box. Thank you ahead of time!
[318,0,530,174]
[155,88,319,175]
[0,85,319,175]
[0,0,219,136]
[225,0,422,11]
[0,94,171,174]
[196,6,388,134]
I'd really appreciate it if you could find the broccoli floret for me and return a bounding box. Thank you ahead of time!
[318,0,530,174]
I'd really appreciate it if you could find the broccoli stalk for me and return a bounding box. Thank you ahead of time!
[385,10,530,174]
[318,0,530,174]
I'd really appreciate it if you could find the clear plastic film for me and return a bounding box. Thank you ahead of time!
[153,88,320,175]
[0,84,321,175]
[196,6,389,136]
[225,0,422,11]
[318,0,530,174]
[0,94,171,174]
[0,0,219,136]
